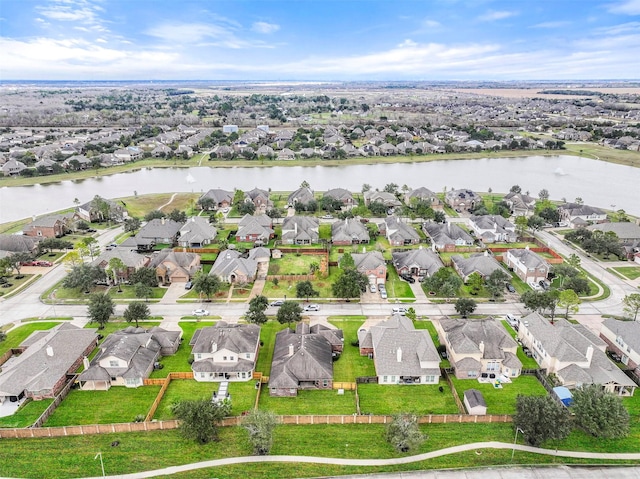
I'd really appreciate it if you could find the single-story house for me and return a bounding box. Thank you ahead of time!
[363,190,401,208]
[236,214,274,243]
[287,186,315,207]
[423,222,474,251]
[384,216,421,246]
[199,189,234,210]
[331,218,370,245]
[324,188,355,209]
[148,249,201,284]
[392,248,443,278]
[210,249,257,284]
[281,216,319,245]
[178,217,217,248]
[451,252,508,282]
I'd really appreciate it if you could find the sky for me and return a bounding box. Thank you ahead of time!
[1,0,639,81]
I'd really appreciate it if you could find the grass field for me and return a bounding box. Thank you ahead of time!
[255,320,288,375]
[358,384,460,415]
[386,266,415,299]
[258,388,357,415]
[612,266,640,280]
[329,319,376,381]
[0,273,36,298]
[268,253,325,275]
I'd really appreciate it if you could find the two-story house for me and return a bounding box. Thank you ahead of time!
[468,215,517,243]
[352,250,387,284]
[504,247,549,283]
[599,319,640,376]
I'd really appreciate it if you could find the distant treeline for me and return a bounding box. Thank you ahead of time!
[539,89,603,96]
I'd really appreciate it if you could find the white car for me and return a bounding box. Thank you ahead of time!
[304,304,320,311]
[392,306,407,315]
[369,284,377,293]
[321,214,334,219]
[192,309,209,317]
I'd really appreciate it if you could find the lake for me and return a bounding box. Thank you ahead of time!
[0,155,638,223]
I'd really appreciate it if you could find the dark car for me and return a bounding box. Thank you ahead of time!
[539,280,549,290]
[400,273,415,284]
[505,283,516,293]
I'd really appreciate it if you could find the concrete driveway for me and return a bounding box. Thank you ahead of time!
[159,282,188,304]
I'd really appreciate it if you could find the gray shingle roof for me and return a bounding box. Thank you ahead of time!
[352,251,385,272]
[138,218,182,241]
[331,218,370,243]
[190,322,260,355]
[0,234,40,253]
[464,389,487,408]
[210,249,257,279]
[601,319,640,353]
[392,248,443,277]
[451,253,506,279]
[423,222,473,246]
[507,248,548,270]
[179,217,217,245]
[439,318,519,362]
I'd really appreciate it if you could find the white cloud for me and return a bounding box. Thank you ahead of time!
[36,0,103,24]
[477,10,517,22]
[252,21,280,34]
[608,0,640,15]
[531,21,571,29]
[145,23,230,44]
[421,19,442,28]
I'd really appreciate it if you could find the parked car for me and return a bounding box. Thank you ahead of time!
[321,214,333,219]
[369,284,377,293]
[400,273,415,283]
[539,280,549,290]
[392,306,407,315]
[505,314,518,326]
[192,309,209,317]
[304,304,320,311]
[270,300,284,307]
[184,281,192,290]
[380,290,388,299]
[505,283,516,293]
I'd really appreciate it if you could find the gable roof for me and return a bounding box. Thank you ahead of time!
[392,248,443,276]
[439,317,519,362]
[210,249,257,279]
[385,216,421,242]
[190,322,260,355]
[601,319,640,353]
[451,252,506,278]
[331,218,370,243]
[138,218,182,240]
[287,187,315,205]
[200,189,234,205]
[0,234,40,253]
[352,250,385,272]
[423,222,473,245]
[179,217,217,244]
[507,248,548,269]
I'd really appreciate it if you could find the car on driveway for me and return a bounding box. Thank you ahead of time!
[192,309,209,317]
[369,284,377,293]
[321,214,334,219]
[304,304,320,311]
[270,300,284,307]
[400,273,415,283]
[505,283,516,293]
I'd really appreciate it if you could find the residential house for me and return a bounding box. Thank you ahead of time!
[268,322,343,396]
[405,187,441,209]
[0,324,98,403]
[504,247,550,283]
[287,186,315,207]
[423,222,474,251]
[599,319,640,375]
[133,218,182,251]
[331,218,370,245]
[76,197,127,223]
[503,192,537,217]
[256,145,275,158]
[435,317,522,380]
[235,214,274,243]
[0,234,40,257]
[92,248,149,282]
[150,248,200,284]
[364,190,401,208]
[178,217,217,248]
[383,216,421,246]
[281,216,319,245]
[444,189,481,213]
[191,322,260,382]
[464,389,487,415]
[245,188,273,212]
[1,159,27,176]
[78,327,181,390]
[451,252,507,282]
[518,312,635,396]
[199,189,234,210]
[324,188,355,209]
[559,203,607,227]
[22,214,70,238]
[358,315,440,385]
[468,215,517,243]
[587,222,640,242]
[210,249,257,283]
[352,250,387,284]
[392,248,444,278]
[113,146,143,162]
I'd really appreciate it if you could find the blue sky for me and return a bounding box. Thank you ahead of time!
[1,0,639,80]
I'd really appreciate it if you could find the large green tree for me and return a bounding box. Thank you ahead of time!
[193,272,222,301]
[332,268,368,300]
[5,252,33,276]
[276,301,303,329]
[245,295,269,325]
[171,398,231,444]
[123,301,150,328]
[466,272,484,296]
[485,269,510,299]
[454,298,477,318]
[385,414,425,452]
[572,385,630,439]
[558,289,580,319]
[130,267,159,287]
[296,280,319,301]
[87,292,114,329]
[622,293,640,321]
[513,394,572,447]
[63,264,106,292]
[242,410,278,455]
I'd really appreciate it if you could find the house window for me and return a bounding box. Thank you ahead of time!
[223,356,227,361]
[109,360,118,367]
[246,353,250,359]
[200,373,205,378]
[467,371,478,378]
[391,376,396,382]
[197,354,202,360]
[230,356,234,361]
[383,376,388,383]
[322,379,328,387]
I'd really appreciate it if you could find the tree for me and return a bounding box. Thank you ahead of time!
[107,257,126,289]
[385,414,425,453]
[5,252,33,276]
[332,268,368,300]
[276,301,302,329]
[242,410,278,455]
[558,289,580,319]
[514,215,528,237]
[129,267,159,287]
[383,183,399,194]
[339,252,355,269]
[527,215,546,232]
[422,268,462,298]
[513,395,571,447]
[246,295,269,325]
[509,185,522,194]
[622,293,640,321]
[550,263,579,287]
[87,292,114,329]
[124,217,141,233]
[144,210,166,222]
[123,301,150,328]
[296,280,319,301]
[38,237,73,253]
[168,208,187,223]
[433,211,446,223]
[63,264,106,292]
[454,298,477,318]
[566,253,581,269]
[538,189,550,200]
[79,236,100,261]
[361,183,371,193]
[134,282,153,302]
[193,272,221,301]
[572,385,630,439]
[485,269,510,299]
[466,272,484,296]
[0,331,6,343]
[171,398,231,444]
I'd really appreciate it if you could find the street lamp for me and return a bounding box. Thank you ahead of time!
[511,427,524,461]
[94,452,105,477]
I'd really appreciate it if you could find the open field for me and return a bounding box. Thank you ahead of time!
[448,87,640,99]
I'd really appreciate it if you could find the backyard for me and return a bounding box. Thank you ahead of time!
[254,320,289,376]
[329,318,376,382]
[0,399,53,428]
[0,321,61,356]
[357,383,460,415]
[268,253,325,275]
[258,388,357,415]
[150,321,216,377]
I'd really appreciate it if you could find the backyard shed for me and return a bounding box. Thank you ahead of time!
[553,386,574,406]
[463,389,487,415]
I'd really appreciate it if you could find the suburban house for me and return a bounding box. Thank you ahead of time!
[235,214,274,243]
[268,322,343,396]
[383,216,421,246]
[22,214,71,238]
[78,327,181,390]
[281,216,320,245]
[517,312,635,396]
[599,319,640,375]
[451,252,508,282]
[405,187,441,209]
[199,189,234,210]
[0,234,40,258]
[190,322,260,382]
[423,222,474,251]
[148,249,201,284]
[358,315,440,385]
[363,190,402,208]
[559,203,607,227]
[444,189,481,213]
[0,324,98,403]
[352,250,387,284]
[392,248,444,278]
[504,247,550,283]
[503,192,537,216]
[435,317,522,380]
[1,159,27,176]
[324,188,355,209]
[464,389,487,415]
[244,188,273,212]
[210,249,257,283]
[287,186,315,207]
[133,218,183,250]
[178,217,217,248]
[587,222,640,242]
[76,197,127,223]
[468,215,517,243]
[92,248,149,282]
[331,218,370,245]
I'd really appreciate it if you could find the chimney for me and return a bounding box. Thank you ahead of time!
[447,222,451,233]
[161,217,165,225]
[586,345,594,365]
[288,344,295,357]
[484,250,488,257]
[82,356,90,370]
[46,346,54,357]
[396,347,402,362]
[478,341,485,355]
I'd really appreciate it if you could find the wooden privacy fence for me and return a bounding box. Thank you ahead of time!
[333,382,356,391]
[31,374,78,428]
[144,372,195,422]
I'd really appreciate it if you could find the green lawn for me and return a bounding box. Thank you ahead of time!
[85,320,161,341]
[358,384,459,415]
[268,254,325,275]
[153,379,257,419]
[231,284,253,299]
[613,266,640,280]
[0,399,53,428]
[386,266,415,299]
[329,319,376,381]
[499,320,541,369]
[150,321,216,378]
[450,375,547,415]
[0,321,60,355]
[258,388,357,415]
[261,266,340,299]
[255,320,288,375]
[44,386,161,426]
[0,273,36,298]
[107,284,166,299]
